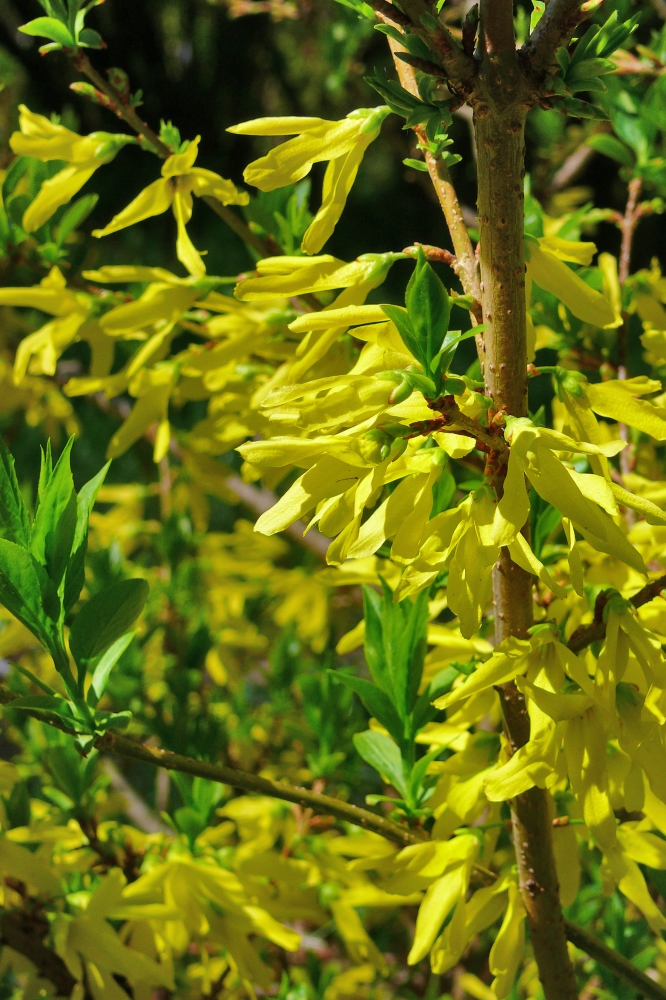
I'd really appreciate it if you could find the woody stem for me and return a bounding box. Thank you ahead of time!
[475,1,578,996]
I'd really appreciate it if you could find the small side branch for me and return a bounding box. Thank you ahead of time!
[567,574,666,654]
[564,919,666,1000]
[523,0,586,81]
[96,731,425,849]
[70,53,277,259]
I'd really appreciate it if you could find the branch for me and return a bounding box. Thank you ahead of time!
[388,39,481,308]
[0,910,83,997]
[96,731,424,849]
[393,0,477,95]
[564,919,666,1000]
[523,0,587,82]
[0,688,662,1000]
[567,574,666,654]
[70,52,278,259]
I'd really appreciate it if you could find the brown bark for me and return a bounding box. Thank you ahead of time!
[476,2,579,997]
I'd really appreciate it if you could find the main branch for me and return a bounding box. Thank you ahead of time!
[476,1,578,996]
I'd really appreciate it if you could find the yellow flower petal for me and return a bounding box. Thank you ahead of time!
[93,178,173,238]
[189,167,249,205]
[301,140,370,254]
[23,164,96,233]
[528,243,616,328]
[172,188,205,278]
[585,379,666,440]
[161,136,201,176]
[228,116,331,136]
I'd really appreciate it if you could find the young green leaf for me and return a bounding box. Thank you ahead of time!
[86,631,135,706]
[405,248,451,380]
[69,578,149,669]
[18,16,75,47]
[54,193,99,247]
[63,461,110,613]
[0,540,62,652]
[328,670,404,744]
[353,730,408,797]
[0,440,30,548]
[31,438,78,590]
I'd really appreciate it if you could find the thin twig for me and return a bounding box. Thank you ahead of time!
[617,176,643,480]
[523,0,587,82]
[564,919,666,1000]
[71,52,278,259]
[388,40,483,365]
[96,731,424,848]
[0,685,662,1000]
[567,574,666,654]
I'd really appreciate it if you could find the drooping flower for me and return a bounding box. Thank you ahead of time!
[228,107,391,254]
[525,235,618,358]
[93,138,248,278]
[9,105,135,233]
[0,266,111,384]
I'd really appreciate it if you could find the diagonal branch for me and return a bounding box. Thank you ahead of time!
[96,731,424,848]
[567,574,666,654]
[0,687,664,999]
[388,40,481,307]
[523,0,587,82]
[564,919,666,1000]
[70,52,278,259]
[391,0,477,95]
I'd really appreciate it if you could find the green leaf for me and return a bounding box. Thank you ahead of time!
[31,438,77,589]
[411,665,460,732]
[0,539,61,650]
[69,578,149,669]
[408,747,442,805]
[353,730,407,797]
[2,158,30,205]
[405,248,451,385]
[63,461,110,613]
[9,694,80,731]
[328,670,403,743]
[54,193,99,247]
[93,709,131,730]
[18,17,75,47]
[46,744,86,803]
[0,441,30,548]
[362,585,391,696]
[381,304,423,367]
[403,158,429,172]
[86,631,135,706]
[361,583,429,724]
[77,28,103,48]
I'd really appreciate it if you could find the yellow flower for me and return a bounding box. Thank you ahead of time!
[525,235,618,357]
[53,869,174,1000]
[0,266,111,384]
[228,107,391,253]
[9,105,135,232]
[93,138,248,278]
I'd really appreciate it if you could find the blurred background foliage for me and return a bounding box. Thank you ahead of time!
[0,1,665,997]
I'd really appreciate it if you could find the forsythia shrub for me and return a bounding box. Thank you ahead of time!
[0,0,665,999]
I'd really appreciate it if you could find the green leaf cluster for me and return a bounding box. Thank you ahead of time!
[0,439,147,742]
[550,12,639,120]
[19,0,105,53]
